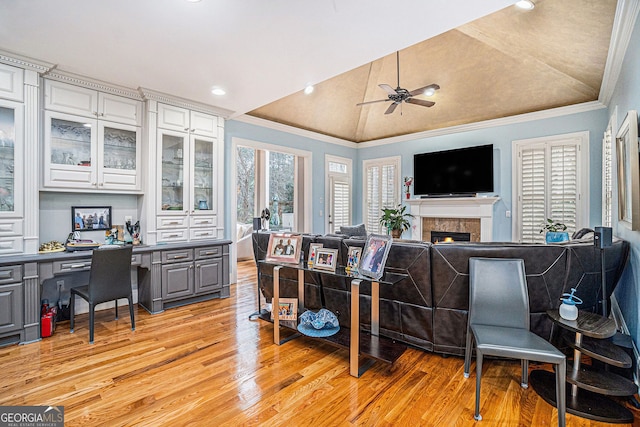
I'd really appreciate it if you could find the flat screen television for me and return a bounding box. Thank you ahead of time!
[413,144,494,197]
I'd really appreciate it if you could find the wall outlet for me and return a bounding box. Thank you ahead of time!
[124,216,132,223]
[505,210,511,218]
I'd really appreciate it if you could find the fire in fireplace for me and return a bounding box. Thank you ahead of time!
[431,231,471,243]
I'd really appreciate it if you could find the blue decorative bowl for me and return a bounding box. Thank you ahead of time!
[546,231,569,243]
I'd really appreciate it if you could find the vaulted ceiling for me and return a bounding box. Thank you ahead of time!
[0,0,618,144]
[248,0,617,142]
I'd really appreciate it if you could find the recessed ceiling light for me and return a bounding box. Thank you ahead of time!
[515,0,535,10]
[211,88,226,96]
[304,85,314,95]
[187,0,202,2]
[424,88,436,97]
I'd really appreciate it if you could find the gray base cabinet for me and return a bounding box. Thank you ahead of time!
[0,265,24,346]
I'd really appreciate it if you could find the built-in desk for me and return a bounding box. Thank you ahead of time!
[0,240,231,347]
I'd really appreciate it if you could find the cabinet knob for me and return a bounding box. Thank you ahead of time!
[91,182,97,186]
[191,128,195,132]
[184,127,189,131]
[190,265,194,269]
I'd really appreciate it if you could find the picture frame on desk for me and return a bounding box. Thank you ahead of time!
[359,234,392,280]
[270,298,298,321]
[265,233,302,264]
[313,248,338,272]
[72,206,112,232]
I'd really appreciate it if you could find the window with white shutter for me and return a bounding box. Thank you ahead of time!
[513,132,588,243]
[363,156,401,234]
[602,127,613,227]
[326,155,352,234]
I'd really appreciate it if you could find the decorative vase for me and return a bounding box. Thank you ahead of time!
[198,199,209,210]
[391,229,402,239]
[405,192,410,199]
[545,231,569,244]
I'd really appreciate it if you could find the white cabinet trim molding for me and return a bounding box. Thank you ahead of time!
[139,87,233,118]
[45,69,143,100]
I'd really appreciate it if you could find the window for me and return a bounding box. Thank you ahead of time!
[233,138,311,234]
[325,155,352,234]
[602,118,615,227]
[513,132,588,243]
[363,156,400,234]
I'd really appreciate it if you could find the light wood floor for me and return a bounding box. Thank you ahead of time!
[1,260,639,426]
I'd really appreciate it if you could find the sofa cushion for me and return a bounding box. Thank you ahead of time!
[339,223,367,237]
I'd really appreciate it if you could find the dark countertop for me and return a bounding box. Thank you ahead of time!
[0,239,232,266]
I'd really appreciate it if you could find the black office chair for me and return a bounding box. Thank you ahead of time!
[464,257,566,427]
[70,245,135,344]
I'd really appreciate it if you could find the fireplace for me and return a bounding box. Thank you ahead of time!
[431,231,471,243]
[406,197,499,242]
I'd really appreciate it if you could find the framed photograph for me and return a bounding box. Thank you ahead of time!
[72,206,112,232]
[313,248,338,272]
[307,243,323,267]
[346,246,362,271]
[359,234,392,280]
[270,298,298,321]
[265,233,302,263]
[616,110,640,230]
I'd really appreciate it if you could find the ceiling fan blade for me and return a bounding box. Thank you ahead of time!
[406,98,436,108]
[384,102,399,115]
[379,84,397,95]
[356,98,392,106]
[408,84,440,97]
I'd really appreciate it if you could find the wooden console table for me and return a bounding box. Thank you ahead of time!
[258,261,407,378]
[530,309,635,423]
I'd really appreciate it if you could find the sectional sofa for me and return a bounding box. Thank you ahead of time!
[252,232,629,356]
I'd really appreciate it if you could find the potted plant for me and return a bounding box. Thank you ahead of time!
[540,218,569,243]
[380,204,414,238]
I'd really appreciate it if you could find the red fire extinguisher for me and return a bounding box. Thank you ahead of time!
[41,299,57,338]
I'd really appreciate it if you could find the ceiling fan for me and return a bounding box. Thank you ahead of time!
[357,51,440,115]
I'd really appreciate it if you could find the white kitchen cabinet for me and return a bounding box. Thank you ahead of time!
[44,110,141,191]
[0,63,24,102]
[156,122,218,242]
[44,80,141,125]
[158,103,217,137]
[0,98,24,255]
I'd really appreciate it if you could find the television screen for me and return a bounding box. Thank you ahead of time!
[413,144,494,196]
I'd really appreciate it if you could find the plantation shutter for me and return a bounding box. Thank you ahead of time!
[602,129,613,227]
[364,157,400,234]
[519,146,546,243]
[515,133,586,243]
[366,164,381,233]
[549,144,578,232]
[330,178,350,233]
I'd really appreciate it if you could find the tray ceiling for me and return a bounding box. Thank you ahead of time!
[248,0,617,142]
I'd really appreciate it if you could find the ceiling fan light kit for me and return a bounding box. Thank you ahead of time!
[356,51,439,115]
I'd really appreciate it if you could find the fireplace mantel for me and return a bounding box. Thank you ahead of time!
[405,196,500,242]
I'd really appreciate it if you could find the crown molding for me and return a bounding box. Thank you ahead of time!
[233,115,358,148]
[599,0,640,105]
[139,87,234,118]
[236,102,606,149]
[45,69,143,100]
[0,49,53,73]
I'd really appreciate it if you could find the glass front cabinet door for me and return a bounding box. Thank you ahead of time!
[159,130,188,213]
[191,135,215,213]
[0,99,24,254]
[44,110,141,191]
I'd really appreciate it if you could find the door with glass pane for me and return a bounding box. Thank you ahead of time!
[98,122,140,191]
[44,111,97,188]
[0,102,22,217]
[190,135,216,213]
[159,130,188,213]
[268,151,295,231]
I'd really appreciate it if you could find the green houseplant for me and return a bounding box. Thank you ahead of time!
[380,204,414,238]
[539,218,569,243]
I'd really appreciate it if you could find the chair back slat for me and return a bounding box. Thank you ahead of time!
[88,246,133,304]
[469,257,529,329]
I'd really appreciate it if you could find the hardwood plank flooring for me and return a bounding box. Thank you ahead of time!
[1,260,639,426]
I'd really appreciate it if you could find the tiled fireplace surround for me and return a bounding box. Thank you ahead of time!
[405,197,500,242]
